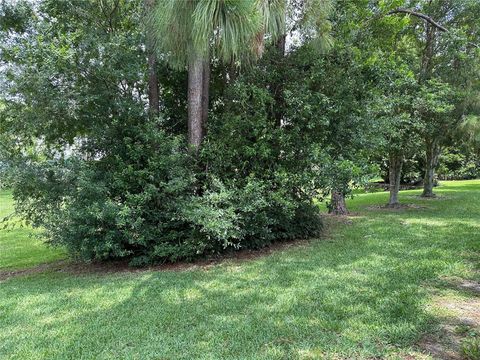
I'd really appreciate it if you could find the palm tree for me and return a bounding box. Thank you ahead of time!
[150,0,332,151]
[151,0,285,151]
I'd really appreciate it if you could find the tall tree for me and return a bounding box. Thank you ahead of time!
[144,0,159,115]
[372,61,420,207]
[387,0,480,197]
[151,0,286,151]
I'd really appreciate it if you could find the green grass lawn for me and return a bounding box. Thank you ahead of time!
[0,190,65,271]
[0,180,479,359]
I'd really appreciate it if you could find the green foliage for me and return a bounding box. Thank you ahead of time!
[437,146,480,180]
[1,181,479,359]
[0,0,326,266]
[1,0,146,147]
[461,334,480,360]
[6,121,194,264]
[0,0,32,33]
[5,110,322,266]
[284,44,381,196]
[1,0,479,268]
[414,79,457,138]
[150,0,273,68]
[200,72,325,246]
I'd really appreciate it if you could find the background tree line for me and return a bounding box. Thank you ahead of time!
[0,0,479,266]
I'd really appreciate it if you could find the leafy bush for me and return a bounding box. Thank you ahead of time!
[5,111,323,266]
[1,3,329,266]
[438,147,480,180]
[7,120,196,265]
[184,178,322,250]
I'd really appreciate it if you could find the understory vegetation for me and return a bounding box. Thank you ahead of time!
[1,180,479,359]
[1,0,478,265]
[1,1,479,359]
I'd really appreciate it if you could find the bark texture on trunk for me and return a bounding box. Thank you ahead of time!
[387,152,403,207]
[273,33,286,127]
[420,23,436,83]
[422,138,440,197]
[329,190,348,215]
[419,22,441,198]
[188,55,205,151]
[147,52,160,114]
[145,0,159,114]
[276,33,286,55]
[201,58,210,135]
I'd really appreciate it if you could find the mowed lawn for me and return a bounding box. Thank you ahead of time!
[0,180,479,359]
[0,190,65,270]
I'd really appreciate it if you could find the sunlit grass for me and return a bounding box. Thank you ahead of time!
[0,190,66,271]
[0,180,479,359]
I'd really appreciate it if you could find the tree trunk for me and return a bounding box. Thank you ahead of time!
[276,33,286,56]
[422,138,440,197]
[420,23,435,83]
[188,55,205,151]
[329,190,348,215]
[145,0,159,114]
[147,51,160,114]
[387,152,403,207]
[273,33,286,127]
[201,58,210,136]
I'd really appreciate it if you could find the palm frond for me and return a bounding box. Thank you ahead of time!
[299,0,334,52]
[150,0,198,69]
[193,0,262,63]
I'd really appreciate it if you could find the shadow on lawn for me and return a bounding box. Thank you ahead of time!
[1,181,479,359]
[1,259,431,358]
[1,227,466,359]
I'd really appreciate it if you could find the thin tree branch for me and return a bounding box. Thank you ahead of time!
[388,8,479,49]
[387,8,448,32]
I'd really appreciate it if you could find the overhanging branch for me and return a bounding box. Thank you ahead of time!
[387,8,448,32]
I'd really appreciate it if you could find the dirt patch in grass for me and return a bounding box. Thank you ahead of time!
[0,260,68,282]
[458,280,480,294]
[321,213,363,225]
[419,279,480,359]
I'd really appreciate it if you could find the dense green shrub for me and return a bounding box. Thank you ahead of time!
[6,120,195,265]
[437,147,480,180]
[1,1,323,267]
[5,109,323,266]
[200,72,326,242]
[1,12,324,266]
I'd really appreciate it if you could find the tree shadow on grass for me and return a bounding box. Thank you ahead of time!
[0,230,464,359]
[1,183,479,359]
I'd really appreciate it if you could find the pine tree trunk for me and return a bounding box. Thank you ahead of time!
[422,138,440,197]
[329,190,348,215]
[188,55,204,151]
[145,0,159,114]
[387,152,403,207]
